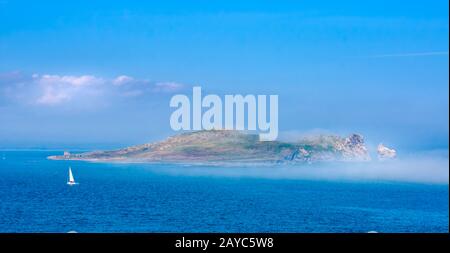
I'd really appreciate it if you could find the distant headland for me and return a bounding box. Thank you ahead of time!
[48,130,396,165]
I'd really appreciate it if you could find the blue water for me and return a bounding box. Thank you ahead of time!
[0,151,448,232]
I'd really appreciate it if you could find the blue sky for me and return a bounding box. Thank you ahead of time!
[0,0,448,150]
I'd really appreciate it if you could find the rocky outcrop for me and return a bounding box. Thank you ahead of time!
[342,134,371,161]
[49,130,373,165]
[289,133,371,162]
[377,143,396,160]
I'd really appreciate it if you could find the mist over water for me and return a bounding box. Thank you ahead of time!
[155,150,449,184]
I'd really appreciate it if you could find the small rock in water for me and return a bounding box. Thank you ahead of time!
[377,143,397,160]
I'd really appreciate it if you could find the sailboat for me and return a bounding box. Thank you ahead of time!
[67,167,78,185]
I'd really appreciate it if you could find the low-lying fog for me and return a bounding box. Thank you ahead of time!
[154,150,449,184]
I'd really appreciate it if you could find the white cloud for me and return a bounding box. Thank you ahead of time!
[153,82,184,92]
[36,87,70,105]
[113,75,134,86]
[0,72,188,107]
[36,74,104,87]
[33,74,105,105]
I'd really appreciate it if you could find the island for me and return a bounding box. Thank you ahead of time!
[46,130,394,165]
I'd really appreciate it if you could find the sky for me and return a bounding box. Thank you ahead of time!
[0,0,448,150]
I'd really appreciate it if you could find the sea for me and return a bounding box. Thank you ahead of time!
[0,150,448,233]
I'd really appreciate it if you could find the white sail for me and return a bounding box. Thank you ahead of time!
[67,167,76,185]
